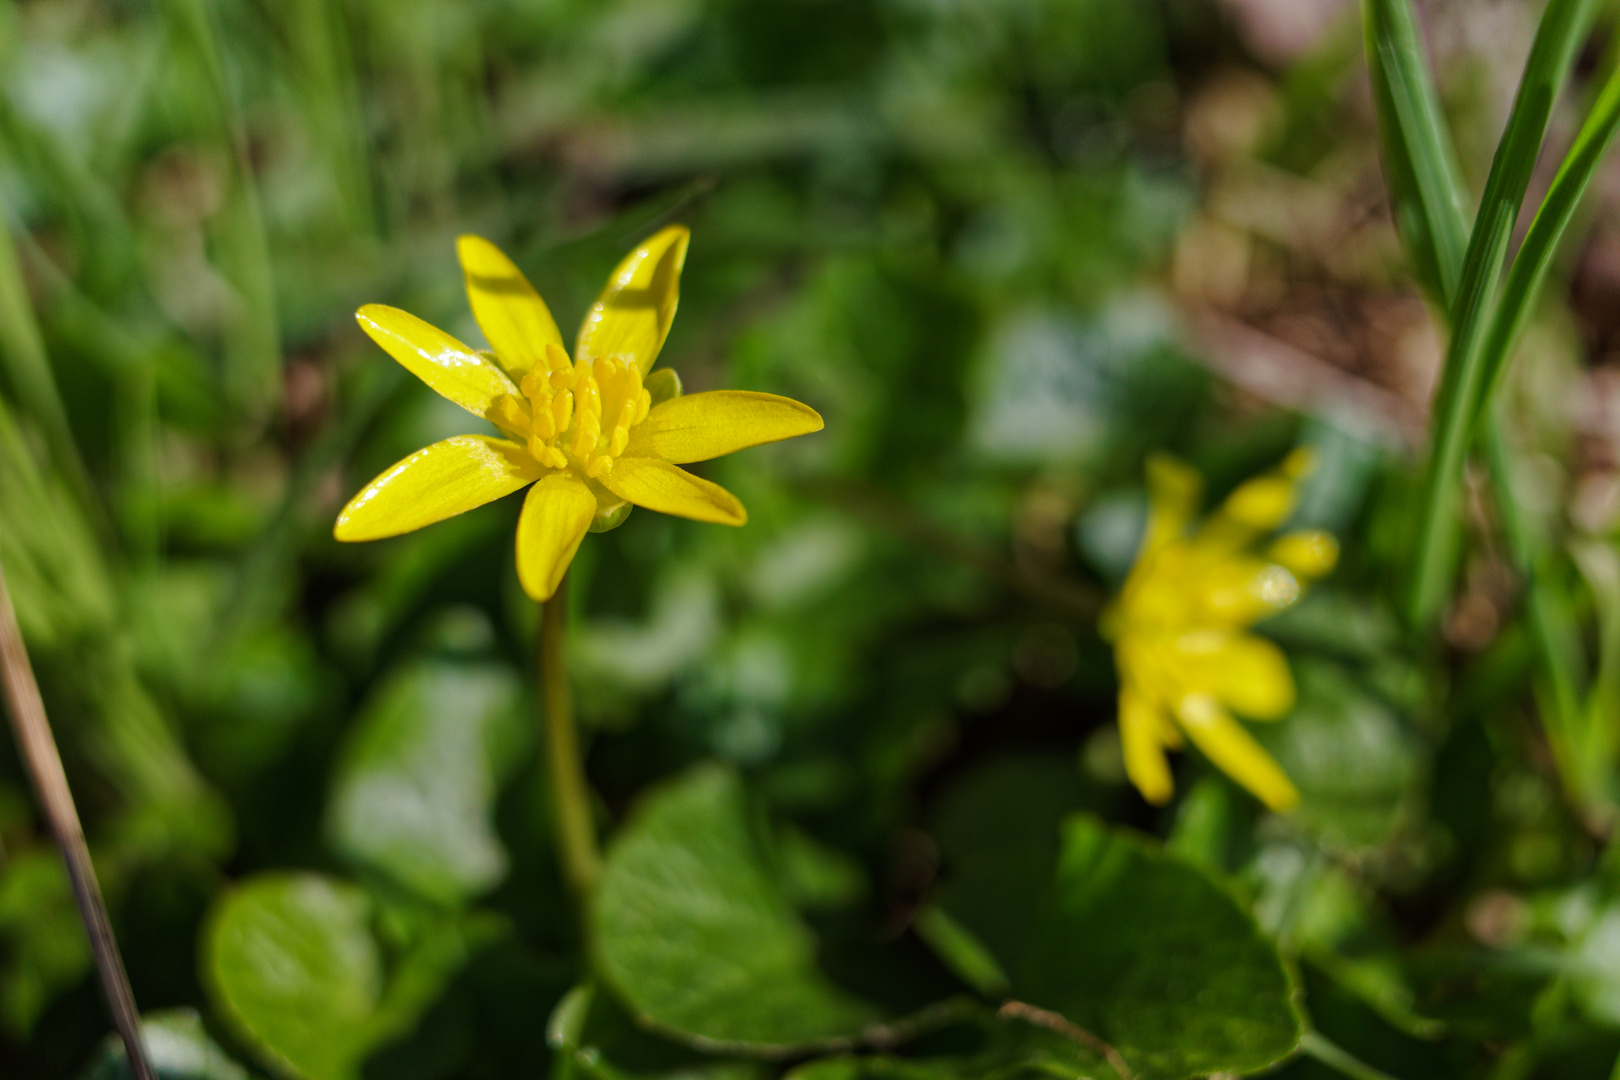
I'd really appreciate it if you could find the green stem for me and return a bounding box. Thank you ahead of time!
[1300,1031,1402,1080]
[540,573,601,903]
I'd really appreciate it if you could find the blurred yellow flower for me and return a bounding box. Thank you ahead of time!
[1102,450,1337,812]
[335,226,823,600]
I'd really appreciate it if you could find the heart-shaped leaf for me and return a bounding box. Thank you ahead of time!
[326,662,526,905]
[593,764,879,1053]
[204,874,382,1080]
[933,758,1301,1080]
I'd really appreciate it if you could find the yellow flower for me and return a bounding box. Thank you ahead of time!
[1102,450,1338,812]
[334,226,823,600]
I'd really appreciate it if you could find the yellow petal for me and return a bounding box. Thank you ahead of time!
[1175,632,1295,720]
[598,456,746,525]
[1120,688,1175,805]
[457,235,564,380]
[1196,557,1300,624]
[575,225,689,374]
[1142,454,1202,555]
[1204,448,1314,546]
[1269,530,1339,580]
[357,305,519,423]
[515,473,596,601]
[625,391,823,464]
[335,435,542,541]
[1174,693,1299,812]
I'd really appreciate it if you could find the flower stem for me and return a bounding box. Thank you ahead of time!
[540,573,600,903]
[0,559,155,1080]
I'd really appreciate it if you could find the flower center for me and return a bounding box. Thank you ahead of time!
[491,342,651,479]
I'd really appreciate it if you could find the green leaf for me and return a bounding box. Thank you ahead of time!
[1253,660,1423,848]
[0,848,91,1037]
[933,765,1300,1080]
[593,764,879,1053]
[204,873,382,1080]
[783,1008,1109,1080]
[1034,817,1302,1079]
[84,1009,251,1080]
[325,662,526,906]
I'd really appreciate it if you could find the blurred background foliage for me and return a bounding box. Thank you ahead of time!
[5,0,1620,1076]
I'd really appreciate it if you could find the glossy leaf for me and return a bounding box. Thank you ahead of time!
[325,663,527,905]
[593,765,879,1052]
[205,874,382,1080]
[933,760,1300,1080]
[1253,660,1422,847]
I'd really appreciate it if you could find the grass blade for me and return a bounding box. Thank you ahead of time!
[1363,0,1469,300]
[1473,63,1620,418]
[1408,0,1597,626]
[1365,0,1596,804]
[161,0,282,425]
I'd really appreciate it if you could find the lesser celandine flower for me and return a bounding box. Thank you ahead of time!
[1101,450,1337,812]
[335,226,823,599]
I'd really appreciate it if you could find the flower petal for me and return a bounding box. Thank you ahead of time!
[575,225,689,374]
[1269,530,1339,580]
[1142,454,1202,555]
[357,304,518,422]
[515,473,596,601]
[1201,448,1314,549]
[1120,688,1174,805]
[335,435,541,541]
[457,235,564,380]
[625,391,823,464]
[598,456,746,525]
[1175,632,1295,720]
[1174,693,1299,812]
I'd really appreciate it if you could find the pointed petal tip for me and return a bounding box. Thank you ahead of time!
[456,233,503,264]
[520,576,560,602]
[642,223,690,266]
[1261,782,1301,813]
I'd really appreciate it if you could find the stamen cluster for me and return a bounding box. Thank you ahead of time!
[492,342,652,478]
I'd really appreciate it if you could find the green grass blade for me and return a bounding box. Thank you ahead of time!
[1363,0,1469,300]
[1365,0,1593,791]
[162,0,282,426]
[0,215,105,530]
[1473,63,1620,419]
[1408,0,1598,626]
[1484,421,1584,761]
